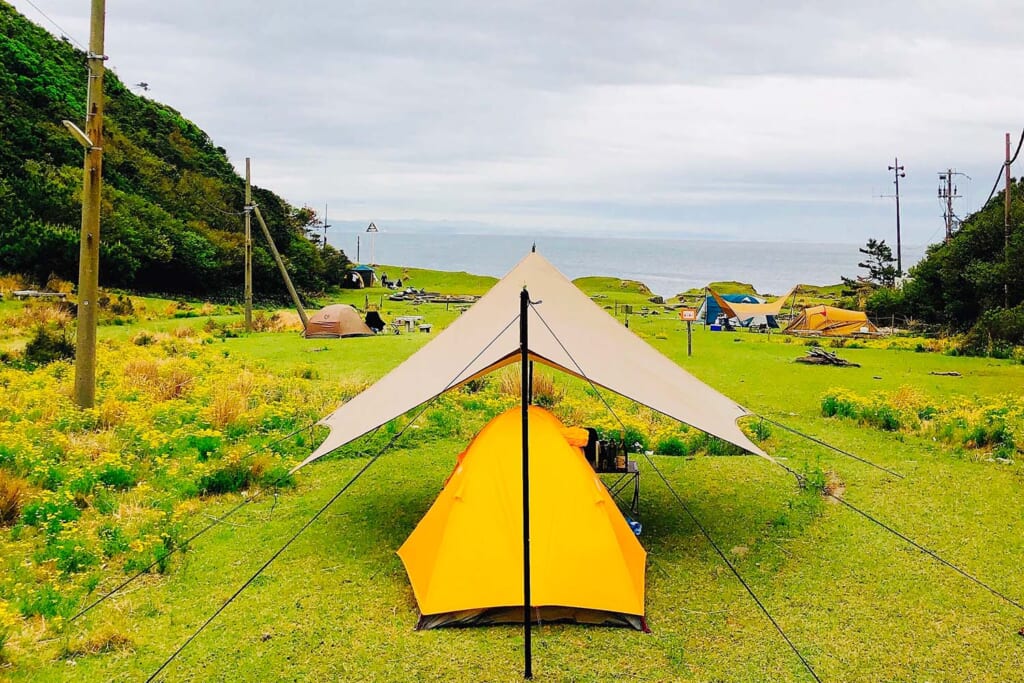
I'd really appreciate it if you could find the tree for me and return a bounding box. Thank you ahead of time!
[857,239,898,288]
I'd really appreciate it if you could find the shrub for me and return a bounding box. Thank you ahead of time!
[425,406,462,438]
[132,331,156,346]
[208,391,246,428]
[195,456,290,496]
[64,626,134,658]
[461,377,490,394]
[23,325,75,365]
[21,497,81,534]
[0,470,29,526]
[186,432,223,461]
[98,524,130,558]
[868,406,901,431]
[821,394,858,419]
[16,583,76,619]
[196,460,252,495]
[531,371,564,408]
[96,464,136,490]
[746,419,772,442]
[0,600,18,663]
[656,436,689,456]
[38,536,98,574]
[109,294,135,316]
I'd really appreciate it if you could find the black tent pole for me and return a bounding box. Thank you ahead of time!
[520,287,533,679]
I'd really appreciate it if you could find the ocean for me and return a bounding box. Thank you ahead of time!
[334,232,926,298]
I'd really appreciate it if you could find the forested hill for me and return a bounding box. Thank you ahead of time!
[0,2,348,296]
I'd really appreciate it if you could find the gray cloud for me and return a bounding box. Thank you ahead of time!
[13,0,1022,246]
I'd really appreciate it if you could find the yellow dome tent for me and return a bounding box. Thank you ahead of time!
[784,305,880,337]
[398,406,647,630]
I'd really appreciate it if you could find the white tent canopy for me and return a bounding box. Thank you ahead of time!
[296,251,766,470]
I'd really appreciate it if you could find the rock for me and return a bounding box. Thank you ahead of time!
[648,295,664,304]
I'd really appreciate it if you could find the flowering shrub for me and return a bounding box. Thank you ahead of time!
[821,386,1022,459]
[0,599,19,662]
[0,332,334,639]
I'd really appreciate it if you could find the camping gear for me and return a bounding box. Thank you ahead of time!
[706,287,795,329]
[303,304,373,338]
[289,250,770,677]
[698,291,761,325]
[784,305,880,337]
[364,310,386,333]
[398,406,647,630]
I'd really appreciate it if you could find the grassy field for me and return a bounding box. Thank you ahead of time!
[1,271,1023,682]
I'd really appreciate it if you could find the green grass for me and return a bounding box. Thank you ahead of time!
[2,269,1024,681]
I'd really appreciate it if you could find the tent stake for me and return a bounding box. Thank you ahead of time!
[520,287,533,679]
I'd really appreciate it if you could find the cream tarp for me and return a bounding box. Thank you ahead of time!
[296,251,765,470]
[710,287,796,322]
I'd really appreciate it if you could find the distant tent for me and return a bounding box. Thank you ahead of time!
[698,291,763,325]
[708,287,797,328]
[784,305,880,337]
[304,304,373,338]
[399,405,646,629]
[351,265,375,287]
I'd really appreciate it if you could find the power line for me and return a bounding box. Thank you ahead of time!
[20,0,87,51]
[983,128,1024,207]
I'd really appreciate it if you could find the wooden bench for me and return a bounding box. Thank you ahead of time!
[418,324,433,333]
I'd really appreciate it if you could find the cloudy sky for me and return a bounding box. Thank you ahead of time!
[12,0,1023,246]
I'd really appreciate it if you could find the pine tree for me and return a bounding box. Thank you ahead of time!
[857,239,898,288]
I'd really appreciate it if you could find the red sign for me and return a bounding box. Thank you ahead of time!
[679,308,697,321]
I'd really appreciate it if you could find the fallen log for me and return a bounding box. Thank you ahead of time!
[795,347,860,367]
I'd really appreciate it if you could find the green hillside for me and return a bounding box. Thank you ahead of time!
[0,2,347,296]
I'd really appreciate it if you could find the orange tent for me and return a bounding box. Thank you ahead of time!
[398,406,646,629]
[784,305,880,337]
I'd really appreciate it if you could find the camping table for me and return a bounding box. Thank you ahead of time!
[597,461,639,516]
[393,315,423,332]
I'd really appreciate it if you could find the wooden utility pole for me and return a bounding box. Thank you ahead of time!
[70,0,106,408]
[887,158,905,276]
[1005,133,1012,308]
[251,204,310,329]
[244,158,253,332]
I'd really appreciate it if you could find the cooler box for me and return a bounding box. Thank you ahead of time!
[710,324,722,331]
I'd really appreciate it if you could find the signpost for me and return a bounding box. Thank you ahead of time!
[679,308,697,356]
